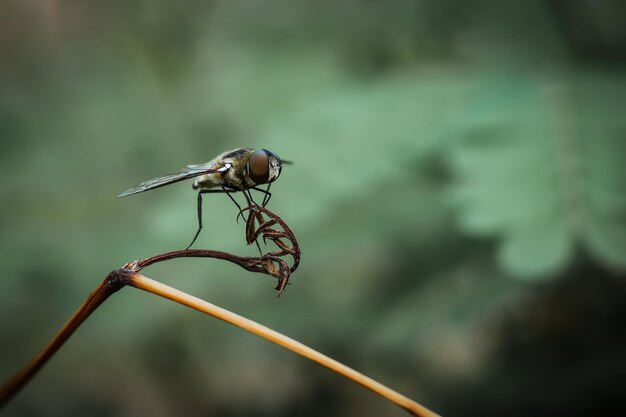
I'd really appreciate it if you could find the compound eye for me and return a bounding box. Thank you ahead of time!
[248,149,270,184]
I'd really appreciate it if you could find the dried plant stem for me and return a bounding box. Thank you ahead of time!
[1,269,439,417]
[0,273,125,407]
[129,273,440,417]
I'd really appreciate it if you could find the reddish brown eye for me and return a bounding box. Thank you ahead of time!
[248,149,270,184]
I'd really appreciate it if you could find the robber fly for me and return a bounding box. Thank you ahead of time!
[118,148,288,249]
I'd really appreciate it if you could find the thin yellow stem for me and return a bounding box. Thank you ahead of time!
[129,273,440,417]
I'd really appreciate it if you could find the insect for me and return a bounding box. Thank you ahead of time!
[118,148,289,249]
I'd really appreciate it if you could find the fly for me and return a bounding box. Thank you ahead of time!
[118,148,289,249]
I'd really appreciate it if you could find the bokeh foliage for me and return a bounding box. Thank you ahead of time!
[1,1,625,416]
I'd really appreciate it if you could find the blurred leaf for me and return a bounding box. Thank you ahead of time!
[447,73,626,277]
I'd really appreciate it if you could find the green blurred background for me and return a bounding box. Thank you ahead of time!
[1,1,625,416]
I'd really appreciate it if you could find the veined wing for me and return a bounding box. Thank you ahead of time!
[118,163,230,197]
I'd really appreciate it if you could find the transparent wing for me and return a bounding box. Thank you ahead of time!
[118,163,229,197]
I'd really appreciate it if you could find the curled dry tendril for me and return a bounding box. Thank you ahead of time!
[126,204,300,296]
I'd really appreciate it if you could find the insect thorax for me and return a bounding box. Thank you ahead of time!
[192,158,253,191]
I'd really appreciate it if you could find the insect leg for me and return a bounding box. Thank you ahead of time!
[186,188,239,250]
[186,191,205,250]
[250,183,272,207]
[220,186,251,225]
[220,186,243,214]
[243,188,258,207]
[186,187,263,255]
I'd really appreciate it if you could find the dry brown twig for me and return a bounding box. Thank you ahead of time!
[0,205,439,417]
